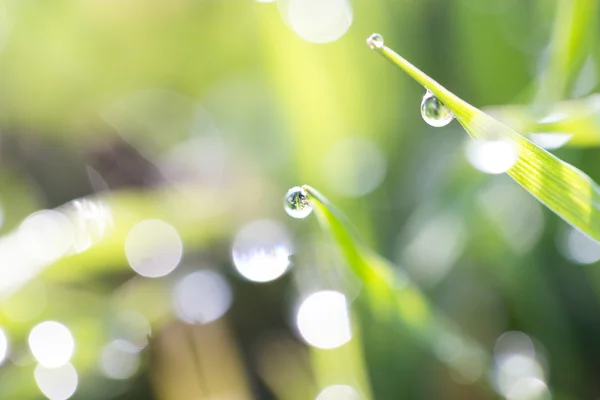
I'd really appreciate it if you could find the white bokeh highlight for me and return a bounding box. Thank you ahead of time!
[434,332,464,364]
[448,344,487,384]
[173,270,233,325]
[529,133,572,150]
[0,203,5,231]
[0,198,112,298]
[232,220,292,283]
[572,57,597,98]
[316,384,359,400]
[537,112,569,124]
[296,291,352,349]
[18,210,73,263]
[100,339,141,380]
[285,0,353,44]
[402,212,466,285]
[112,310,151,350]
[29,321,75,369]
[492,331,550,400]
[125,219,183,278]
[465,140,518,174]
[507,377,551,400]
[61,199,113,254]
[0,327,8,365]
[477,179,544,255]
[324,137,387,197]
[560,227,600,265]
[495,331,536,360]
[35,363,78,400]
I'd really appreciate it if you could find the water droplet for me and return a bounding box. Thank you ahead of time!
[284,186,312,219]
[366,33,384,49]
[420,91,454,127]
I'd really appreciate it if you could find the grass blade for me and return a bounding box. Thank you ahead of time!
[534,0,597,104]
[369,38,600,242]
[302,185,490,386]
[487,94,600,148]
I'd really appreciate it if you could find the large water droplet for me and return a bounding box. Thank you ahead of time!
[420,91,454,127]
[284,186,312,219]
[366,33,384,49]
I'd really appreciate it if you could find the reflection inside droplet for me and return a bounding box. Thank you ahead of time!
[296,290,352,349]
[366,33,384,49]
[284,187,312,219]
[421,91,454,127]
[232,220,292,282]
[125,219,183,278]
[173,270,233,325]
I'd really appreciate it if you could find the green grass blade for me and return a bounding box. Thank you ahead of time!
[534,0,597,104]
[370,38,600,242]
[487,94,600,148]
[302,185,490,386]
[481,0,598,148]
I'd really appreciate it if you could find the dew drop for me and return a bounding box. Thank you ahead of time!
[284,186,312,219]
[420,91,454,127]
[366,33,384,49]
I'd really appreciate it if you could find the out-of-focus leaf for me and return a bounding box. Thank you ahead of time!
[0,179,263,299]
[480,0,599,148]
[302,185,489,386]
[44,186,232,282]
[534,0,597,104]
[371,40,600,242]
[487,94,600,148]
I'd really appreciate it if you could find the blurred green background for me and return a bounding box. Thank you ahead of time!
[0,0,599,399]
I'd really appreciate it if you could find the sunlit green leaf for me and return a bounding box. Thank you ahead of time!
[371,40,600,242]
[302,185,490,386]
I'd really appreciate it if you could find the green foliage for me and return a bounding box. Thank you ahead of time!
[371,40,600,242]
[1,0,600,399]
[303,185,490,388]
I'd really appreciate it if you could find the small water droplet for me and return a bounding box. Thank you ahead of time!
[366,33,384,49]
[284,186,312,219]
[420,91,454,127]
